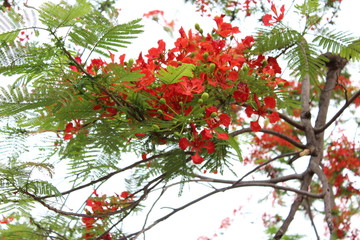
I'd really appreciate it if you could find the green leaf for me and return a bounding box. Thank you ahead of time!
[226,133,242,161]
[285,40,324,84]
[295,0,320,16]
[69,13,143,57]
[0,85,53,116]
[39,0,92,28]
[156,63,195,84]
[252,27,301,55]
[313,29,360,60]
[0,8,37,43]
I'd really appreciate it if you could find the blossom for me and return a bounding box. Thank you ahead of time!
[214,15,240,37]
[262,4,285,26]
[63,119,82,140]
[179,123,216,164]
[191,151,204,164]
[250,120,261,132]
[233,82,250,102]
[120,191,129,199]
[143,10,164,19]
[262,14,273,26]
[0,216,13,224]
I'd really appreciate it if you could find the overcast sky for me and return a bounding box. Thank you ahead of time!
[7,0,360,239]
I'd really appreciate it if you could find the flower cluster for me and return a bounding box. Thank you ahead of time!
[61,16,283,165]
[82,190,133,239]
[323,134,360,198]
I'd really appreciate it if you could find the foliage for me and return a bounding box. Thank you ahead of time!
[0,0,359,239]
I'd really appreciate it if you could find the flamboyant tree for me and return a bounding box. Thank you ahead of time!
[0,0,359,239]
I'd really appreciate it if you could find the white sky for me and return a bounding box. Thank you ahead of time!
[5,0,360,239]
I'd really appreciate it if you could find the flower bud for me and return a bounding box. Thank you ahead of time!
[159,98,166,104]
[198,99,204,104]
[201,92,209,101]
[209,63,216,72]
[210,112,217,118]
[152,124,160,131]
[203,52,209,60]
[195,23,203,34]
[127,58,134,67]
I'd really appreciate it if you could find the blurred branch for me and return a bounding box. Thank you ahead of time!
[314,89,360,133]
[230,128,306,149]
[40,152,175,199]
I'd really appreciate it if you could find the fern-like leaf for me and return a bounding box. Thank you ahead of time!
[156,63,195,84]
[69,12,143,57]
[0,85,54,116]
[285,40,324,83]
[24,180,61,196]
[313,29,360,60]
[294,0,320,16]
[252,27,301,55]
[0,8,37,43]
[39,0,91,29]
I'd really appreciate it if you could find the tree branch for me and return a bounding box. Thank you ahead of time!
[314,89,360,133]
[123,175,323,239]
[230,128,306,149]
[274,169,314,239]
[40,152,177,199]
[22,174,166,219]
[304,198,321,240]
[267,109,305,130]
[311,164,335,232]
[234,151,301,184]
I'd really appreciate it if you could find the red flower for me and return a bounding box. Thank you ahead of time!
[262,4,285,26]
[246,94,280,131]
[120,191,129,199]
[272,4,285,22]
[93,104,102,110]
[250,120,261,132]
[242,36,254,48]
[216,132,229,139]
[214,15,240,37]
[143,10,164,18]
[65,122,75,133]
[233,82,250,102]
[63,120,82,140]
[63,134,73,140]
[205,106,231,129]
[106,107,118,115]
[268,112,280,123]
[264,96,276,109]
[262,14,273,26]
[178,124,216,164]
[0,216,13,224]
[191,151,204,164]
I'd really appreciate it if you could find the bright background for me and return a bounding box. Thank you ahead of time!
[6,0,360,239]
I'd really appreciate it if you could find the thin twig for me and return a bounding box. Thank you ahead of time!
[235,151,301,184]
[40,152,176,199]
[304,198,321,240]
[124,175,323,239]
[314,89,360,133]
[230,128,306,149]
